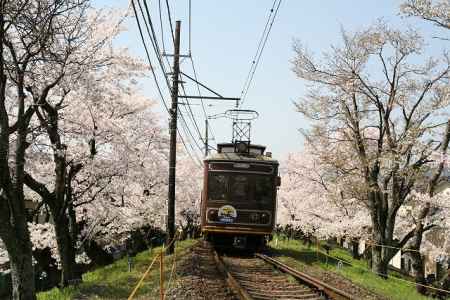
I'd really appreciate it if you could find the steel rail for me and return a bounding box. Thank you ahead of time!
[213,250,253,300]
[256,253,356,300]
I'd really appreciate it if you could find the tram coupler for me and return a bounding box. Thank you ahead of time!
[233,236,247,249]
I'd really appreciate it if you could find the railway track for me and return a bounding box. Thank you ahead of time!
[213,249,355,300]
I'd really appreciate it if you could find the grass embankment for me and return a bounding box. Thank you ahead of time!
[270,237,439,300]
[38,239,197,300]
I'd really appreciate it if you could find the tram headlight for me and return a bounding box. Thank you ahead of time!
[207,209,218,221]
[236,142,248,153]
[260,212,270,224]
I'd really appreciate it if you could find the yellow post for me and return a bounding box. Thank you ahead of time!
[173,240,177,278]
[160,250,164,300]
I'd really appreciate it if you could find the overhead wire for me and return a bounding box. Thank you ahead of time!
[178,114,203,157]
[157,0,206,154]
[164,0,216,156]
[158,0,166,55]
[186,0,218,150]
[179,77,205,145]
[178,112,204,166]
[239,0,282,108]
[189,57,217,144]
[177,123,203,167]
[140,0,171,90]
[165,0,175,43]
[157,0,205,164]
[130,0,169,113]
[240,0,277,102]
[137,0,217,160]
[132,0,201,166]
[141,0,205,153]
[140,0,206,153]
[188,0,192,54]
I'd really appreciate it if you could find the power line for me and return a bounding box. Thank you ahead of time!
[165,0,175,44]
[131,0,169,113]
[131,0,200,166]
[240,0,282,108]
[178,111,203,155]
[189,56,217,143]
[139,0,172,90]
[240,0,277,102]
[158,0,166,55]
[179,77,205,144]
[152,1,204,160]
[138,1,200,151]
[178,111,203,166]
[188,0,192,54]
[178,123,202,168]
[164,0,216,154]
[138,0,215,160]
[182,0,218,150]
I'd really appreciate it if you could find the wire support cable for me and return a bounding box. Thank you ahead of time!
[189,56,218,143]
[299,244,450,295]
[178,109,204,155]
[178,123,203,168]
[239,0,282,108]
[178,113,204,167]
[179,80,205,145]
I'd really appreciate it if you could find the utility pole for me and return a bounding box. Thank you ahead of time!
[204,119,209,157]
[167,20,181,255]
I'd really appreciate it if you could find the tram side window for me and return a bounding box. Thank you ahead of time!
[231,175,249,202]
[208,174,228,200]
[254,176,272,202]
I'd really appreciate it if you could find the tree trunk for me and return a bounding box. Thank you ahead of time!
[371,245,389,278]
[9,250,35,300]
[410,225,426,294]
[84,240,114,267]
[2,228,36,300]
[53,215,80,287]
[369,189,391,278]
[351,239,359,259]
[411,250,425,294]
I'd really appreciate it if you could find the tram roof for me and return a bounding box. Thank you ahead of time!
[204,151,278,164]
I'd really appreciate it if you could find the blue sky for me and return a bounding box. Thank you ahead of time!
[92,0,447,159]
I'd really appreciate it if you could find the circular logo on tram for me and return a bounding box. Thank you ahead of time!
[218,205,237,223]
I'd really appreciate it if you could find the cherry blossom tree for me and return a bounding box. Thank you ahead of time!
[0,0,98,297]
[0,0,169,293]
[277,149,371,242]
[18,4,152,286]
[175,153,203,239]
[292,21,450,277]
[74,98,169,251]
[401,0,450,31]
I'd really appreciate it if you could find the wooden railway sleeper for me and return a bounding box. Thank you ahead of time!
[214,251,254,300]
[215,251,327,300]
[256,254,355,300]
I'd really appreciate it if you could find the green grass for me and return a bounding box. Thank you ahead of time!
[38,239,197,300]
[269,237,440,300]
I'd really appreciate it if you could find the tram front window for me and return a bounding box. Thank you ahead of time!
[208,174,228,200]
[254,175,272,202]
[230,175,249,202]
[208,173,273,202]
